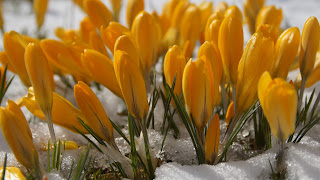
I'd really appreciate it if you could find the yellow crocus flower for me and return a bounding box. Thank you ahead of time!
[0,100,39,171]
[81,49,123,98]
[84,0,113,29]
[160,0,180,35]
[272,27,300,79]
[3,31,31,87]
[74,81,116,147]
[126,0,144,29]
[114,35,140,68]
[244,0,265,34]
[25,43,55,142]
[218,15,243,85]
[198,41,222,107]
[0,51,15,73]
[23,91,88,134]
[163,45,186,107]
[205,114,220,164]
[182,57,214,132]
[224,5,243,23]
[100,22,132,53]
[114,50,149,121]
[88,31,109,57]
[110,0,121,22]
[299,16,320,79]
[255,5,282,32]
[80,17,96,43]
[258,71,297,141]
[131,11,158,75]
[0,167,26,179]
[198,1,213,43]
[236,24,275,115]
[204,12,224,44]
[214,1,228,15]
[33,0,48,30]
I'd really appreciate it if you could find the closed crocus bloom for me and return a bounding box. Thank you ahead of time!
[219,15,243,85]
[114,50,149,121]
[204,12,224,43]
[81,49,123,98]
[151,11,163,56]
[224,5,243,23]
[84,0,113,29]
[258,71,297,141]
[23,91,88,134]
[33,0,48,29]
[3,31,31,87]
[299,17,320,78]
[0,100,39,170]
[236,25,275,114]
[110,0,121,21]
[160,0,180,34]
[255,6,282,31]
[100,22,132,53]
[80,17,96,43]
[132,11,158,75]
[198,41,222,106]
[182,57,214,132]
[126,0,144,29]
[215,1,228,15]
[205,114,220,164]
[272,27,300,79]
[74,81,116,146]
[25,43,55,142]
[198,1,213,43]
[89,31,109,57]
[179,5,201,59]
[114,35,140,68]
[0,51,15,73]
[244,0,265,34]
[163,45,186,106]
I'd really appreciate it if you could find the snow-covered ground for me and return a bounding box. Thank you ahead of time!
[0,0,320,179]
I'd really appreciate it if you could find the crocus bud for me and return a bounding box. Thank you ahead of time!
[204,12,224,44]
[205,114,220,164]
[114,35,140,68]
[272,27,300,79]
[182,57,214,132]
[3,31,31,87]
[23,91,88,134]
[224,5,243,23]
[131,11,158,75]
[33,0,48,29]
[258,71,297,141]
[299,17,320,78]
[214,1,228,15]
[110,0,121,21]
[198,41,222,106]
[255,6,282,31]
[100,22,132,53]
[81,49,123,98]
[236,25,275,114]
[0,100,39,170]
[244,0,265,34]
[80,17,96,43]
[88,31,109,57]
[126,0,144,29]
[114,50,149,121]
[218,15,243,85]
[84,0,113,29]
[163,45,186,107]
[198,1,213,43]
[74,81,115,146]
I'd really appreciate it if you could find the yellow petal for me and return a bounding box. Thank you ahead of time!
[23,92,89,134]
[110,0,121,21]
[255,5,282,31]
[204,12,224,43]
[214,1,228,15]
[273,27,300,79]
[236,24,275,114]
[84,0,113,29]
[218,15,243,84]
[224,5,243,23]
[0,101,39,170]
[89,31,109,57]
[33,0,48,29]
[3,31,31,87]
[81,49,123,98]
[0,167,26,180]
[198,1,213,33]
[114,35,140,68]
[205,114,220,164]
[305,63,320,88]
[299,17,320,78]
[0,51,16,73]
[257,71,272,107]
[100,22,132,53]
[80,17,96,43]
[244,0,265,34]
[25,43,54,114]
[114,50,149,120]
[225,101,234,125]
[163,45,186,107]
[55,27,78,43]
[126,0,144,29]
[74,81,115,144]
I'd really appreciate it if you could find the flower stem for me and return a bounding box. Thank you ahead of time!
[298,77,306,112]
[220,81,228,117]
[45,110,56,143]
[276,140,285,173]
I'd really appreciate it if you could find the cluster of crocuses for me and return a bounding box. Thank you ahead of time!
[0,0,320,178]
